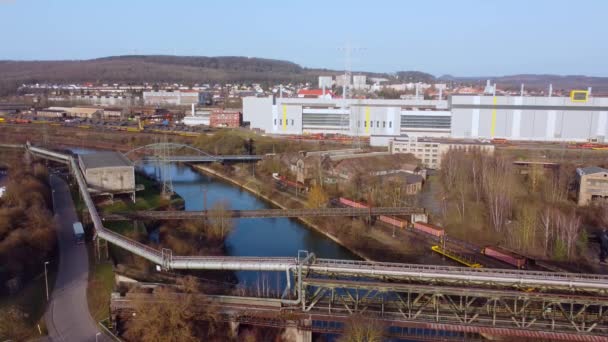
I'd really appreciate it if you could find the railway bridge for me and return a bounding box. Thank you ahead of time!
[24,143,608,341]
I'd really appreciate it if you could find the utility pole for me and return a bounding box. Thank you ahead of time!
[44,261,49,301]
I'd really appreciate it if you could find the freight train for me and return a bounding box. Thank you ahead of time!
[272,173,308,192]
[337,196,542,270]
[339,197,448,238]
[481,246,528,269]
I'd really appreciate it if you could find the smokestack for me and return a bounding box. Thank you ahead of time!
[520,83,524,97]
[549,84,553,97]
[322,84,326,97]
[588,87,593,97]
[493,84,496,96]
[439,87,443,101]
[280,86,283,98]
[415,83,419,99]
[191,103,195,116]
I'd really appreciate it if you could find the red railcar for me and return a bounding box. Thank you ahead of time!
[338,197,369,209]
[413,222,445,237]
[379,215,407,229]
[482,246,527,269]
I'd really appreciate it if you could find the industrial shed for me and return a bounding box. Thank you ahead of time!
[78,152,135,201]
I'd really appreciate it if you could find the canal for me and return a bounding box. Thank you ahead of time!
[70,147,358,285]
[139,162,359,286]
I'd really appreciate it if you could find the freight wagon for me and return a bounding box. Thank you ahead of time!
[481,246,527,269]
[378,215,407,229]
[272,173,307,192]
[413,222,445,238]
[338,197,369,209]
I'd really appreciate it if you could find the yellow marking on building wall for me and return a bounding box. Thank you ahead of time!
[490,96,497,137]
[365,107,370,133]
[282,105,287,131]
[570,90,589,102]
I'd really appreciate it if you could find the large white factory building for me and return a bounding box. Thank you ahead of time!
[243,94,608,145]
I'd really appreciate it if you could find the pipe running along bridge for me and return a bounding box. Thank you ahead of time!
[24,143,608,341]
[101,207,426,221]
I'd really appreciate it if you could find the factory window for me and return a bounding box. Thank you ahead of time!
[376,121,380,128]
[280,119,282,125]
[383,121,386,128]
[364,121,367,128]
[291,119,294,125]
[389,121,392,128]
[274,119,277,125]
[358,120,360,127]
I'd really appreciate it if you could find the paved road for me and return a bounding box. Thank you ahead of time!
[45,175,106,342]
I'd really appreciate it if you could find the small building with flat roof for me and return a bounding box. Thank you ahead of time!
[78,151,135,201]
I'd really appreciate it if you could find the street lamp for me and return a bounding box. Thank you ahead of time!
[44,261,50,301]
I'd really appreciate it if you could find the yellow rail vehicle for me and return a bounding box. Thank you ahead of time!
[431,245,483,268]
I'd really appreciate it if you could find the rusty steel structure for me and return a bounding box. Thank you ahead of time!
[298,277,608,341]
[101,206,425,221]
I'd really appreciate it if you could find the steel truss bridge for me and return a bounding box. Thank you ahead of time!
[124,143,262,163]
[101,207,425,221]
[25,143,608,341]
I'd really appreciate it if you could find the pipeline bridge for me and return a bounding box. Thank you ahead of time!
[24,143,608,341]
[101,207,425,221]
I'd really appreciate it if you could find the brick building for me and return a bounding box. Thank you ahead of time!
[210,110,242,128]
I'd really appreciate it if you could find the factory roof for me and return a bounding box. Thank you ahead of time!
[79,151,133,170]
[577,166,608,176]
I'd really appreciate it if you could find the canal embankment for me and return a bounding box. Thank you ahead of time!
[191,164,436,264]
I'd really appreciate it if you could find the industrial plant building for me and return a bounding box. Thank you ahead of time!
[78,151,136,201]
[243,93,608,146]
[143,90,201,106]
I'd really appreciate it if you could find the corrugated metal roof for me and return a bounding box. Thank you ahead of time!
[578,166,608,175]
[79,152,133,170]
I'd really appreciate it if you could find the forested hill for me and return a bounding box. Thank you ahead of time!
[0,55,315,89]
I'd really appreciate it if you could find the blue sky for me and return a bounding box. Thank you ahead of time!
[1,0,606,76]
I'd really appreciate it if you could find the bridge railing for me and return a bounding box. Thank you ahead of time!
[312,258,608,286]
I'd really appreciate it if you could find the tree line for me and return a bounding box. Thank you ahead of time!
[0,158,56,294]
[439,149,594,261]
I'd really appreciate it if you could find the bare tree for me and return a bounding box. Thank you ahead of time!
[539,206,556,256]
[339,314,385,342]
[556,209,582,260]
[123,286,219,342]
[0,306,30,341]
[207,200,233,241]
[482,156,514,233]
[470,151,483,203]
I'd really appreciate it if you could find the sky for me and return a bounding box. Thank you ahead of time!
[1,0,607,77]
